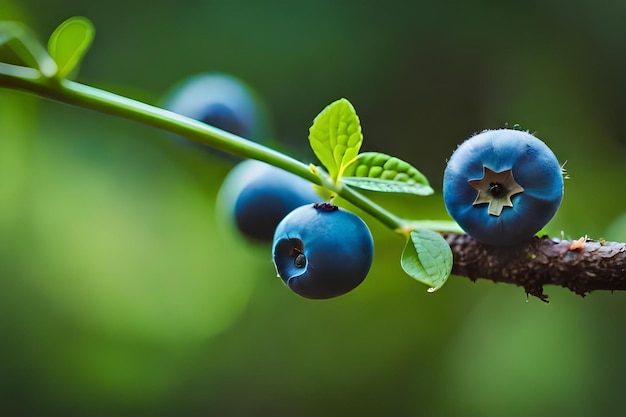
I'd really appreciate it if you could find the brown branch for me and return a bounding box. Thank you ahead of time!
[444,233,626,302]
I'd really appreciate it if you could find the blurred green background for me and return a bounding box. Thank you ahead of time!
[2,0,626,416]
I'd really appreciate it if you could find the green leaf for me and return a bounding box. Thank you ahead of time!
[341,152,433,195]
[341,177,434,195]
[308,98,363,182]
[47,16,95,79]
[401,229,452,292]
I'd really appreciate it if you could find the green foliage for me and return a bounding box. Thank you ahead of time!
[401,229,453,292]
[307,100,452,290]
[342,151,434,195]
[47,16,94,79]
[308,98,363,182]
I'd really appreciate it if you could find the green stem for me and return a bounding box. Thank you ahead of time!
[0,69,460,234]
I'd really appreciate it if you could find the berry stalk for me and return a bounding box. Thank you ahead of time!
[0,69,456,234]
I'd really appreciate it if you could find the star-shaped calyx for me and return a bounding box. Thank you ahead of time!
[468,166,524,216]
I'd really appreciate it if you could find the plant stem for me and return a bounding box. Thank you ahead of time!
[0,69,459,234]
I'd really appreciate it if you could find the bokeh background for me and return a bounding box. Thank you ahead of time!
[2,0,626,416]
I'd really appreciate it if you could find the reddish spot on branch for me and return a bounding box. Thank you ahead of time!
[568,236,587,251]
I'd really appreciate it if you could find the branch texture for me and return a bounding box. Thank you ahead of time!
[445,234,626,301]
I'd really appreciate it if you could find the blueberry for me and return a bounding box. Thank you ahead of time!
[218,159,320,242]
[272,202,374,299]
[443,128,564,246]
[162,72,270,146]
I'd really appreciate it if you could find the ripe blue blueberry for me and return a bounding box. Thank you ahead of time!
[272,203,374,299]
[443,128,564,246]
[218,159,320,242]
[162,72,270,144]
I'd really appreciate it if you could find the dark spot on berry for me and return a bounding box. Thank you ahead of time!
[489,182,504,197]
[289,245,306,268]
[313,202,338,212]
[294,253,306,268]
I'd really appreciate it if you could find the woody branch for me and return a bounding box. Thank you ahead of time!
[444,233,626,302]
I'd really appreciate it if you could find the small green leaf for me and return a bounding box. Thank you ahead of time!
[401,229,452,292]
[308,98,363,182]
[341,152,433,195]
[47,16,95,79]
